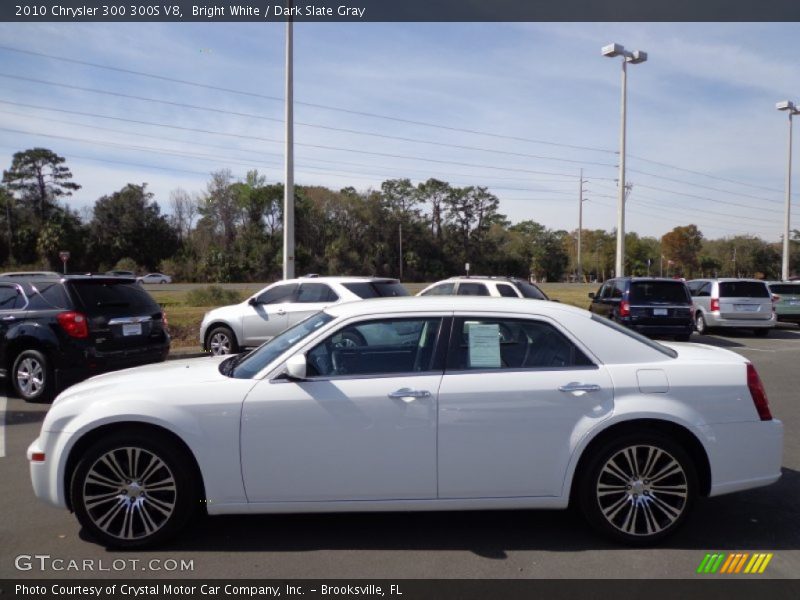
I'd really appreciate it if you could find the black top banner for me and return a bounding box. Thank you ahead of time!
[3,0,800,22]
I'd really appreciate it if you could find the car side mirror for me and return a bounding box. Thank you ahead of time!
[588,292,595,299]
[248,297,259,306]
[285,353,307,380]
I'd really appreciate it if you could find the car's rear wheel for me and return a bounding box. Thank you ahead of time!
[12,349,54,403]
[578,433,697,545]
[70,432,199,548]
[207,325,239,356]
[695,313,709,335]
[753,329,769,337]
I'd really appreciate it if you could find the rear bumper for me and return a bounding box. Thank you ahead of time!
[705,313,776,328]
[629,324,694,336]
[706,419,783,497]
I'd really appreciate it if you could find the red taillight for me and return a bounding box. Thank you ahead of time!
[619,300,630,317]
[31,452,45,462]
[746,363,772,421]
[710,297,720,312]
[57,311,89,339]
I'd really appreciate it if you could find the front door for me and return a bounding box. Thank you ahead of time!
[241,283,297,346]
[240,315,446,502]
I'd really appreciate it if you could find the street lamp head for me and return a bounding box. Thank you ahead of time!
[629,50,648,64]
[776,100,796,111]
[602,43,624,58]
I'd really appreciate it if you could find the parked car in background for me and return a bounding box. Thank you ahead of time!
[200,276,409,355]
[687,278,776,336]
[30,296,782,548]
[417,276,549,300]
[0,274,169,402]
[588,277,694,341]
[136,273,172,284]
[767,281,800,325]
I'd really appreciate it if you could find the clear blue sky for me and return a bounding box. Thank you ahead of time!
[0,21,798,240]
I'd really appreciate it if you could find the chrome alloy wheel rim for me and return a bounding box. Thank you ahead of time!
[209,332,232,355]
[83,447,177,540]
[17,357,44,397]
[596,445,689,537]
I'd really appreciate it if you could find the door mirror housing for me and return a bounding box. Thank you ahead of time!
[285,353,307,380]
[588,292,595,299]
[248,297,259,306]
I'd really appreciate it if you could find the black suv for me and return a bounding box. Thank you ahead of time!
[588,277,694,341]
[0,274,170,402]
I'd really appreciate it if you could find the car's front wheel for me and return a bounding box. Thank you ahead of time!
[12,349,54,403]
[695,312,708,335]
[578,433,697,545]
[70,431,199,548]
[207,325,239,356]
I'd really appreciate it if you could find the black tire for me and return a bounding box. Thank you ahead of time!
[695,312,708,335]
[577,432,697,546]
[207,325,239,356]
[753,329,769,337]
[70,431,199,549]
[674,334,691,342]
[11,349,54,403]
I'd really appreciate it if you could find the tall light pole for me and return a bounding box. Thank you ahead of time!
[602,43,647,278]
[577,169,588,282]
[283,15,295,280]
[777,100,799,281]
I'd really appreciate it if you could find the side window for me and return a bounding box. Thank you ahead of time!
[0,285,25,310]
[25,282,70,310]
[598,283,611,299]
[457,283,490,296]
[496,284,519,298]
[296,283,338,303]
[697,283,711,298]
[420,283,455,296]
[306,317,443,377]
[256,283,298,305]
[612,281,625,299]
[447,317,594,371]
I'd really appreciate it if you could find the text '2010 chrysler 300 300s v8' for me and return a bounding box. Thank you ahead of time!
[28,297,782,547]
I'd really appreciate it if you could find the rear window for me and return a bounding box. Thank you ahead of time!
[590,314,678,358]
[629,281,690,304]
[68,281,160,314]
[341,281,409,298]
[515,281,549,300]
[719,281,769,298]
[769,284,800,295]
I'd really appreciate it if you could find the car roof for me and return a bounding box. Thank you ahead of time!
[325,295,581,319]
[443,276,526,282]
[688,278,768,283]
[280,276,400,284]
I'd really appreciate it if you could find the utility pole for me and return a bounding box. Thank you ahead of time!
[777,101,799,280]
[282,13,295,280]
[398,222,403,280]
[577,169,588,283]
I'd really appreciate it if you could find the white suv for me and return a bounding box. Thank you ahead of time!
[418,276,549,300]
[200,277,408,355]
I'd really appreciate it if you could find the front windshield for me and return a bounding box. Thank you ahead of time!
[229,311,335,379]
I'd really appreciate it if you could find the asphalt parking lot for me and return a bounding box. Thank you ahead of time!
[0,327,798,580]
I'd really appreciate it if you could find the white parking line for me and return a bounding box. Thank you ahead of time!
[0,394,6,458]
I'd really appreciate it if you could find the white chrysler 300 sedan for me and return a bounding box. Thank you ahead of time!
[28,297,783,547]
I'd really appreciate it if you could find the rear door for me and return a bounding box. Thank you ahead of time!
[67,279,167,352]
[0,283,29,371]
[718,281,772,321]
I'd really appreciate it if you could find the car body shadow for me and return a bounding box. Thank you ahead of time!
[138,468,800,556]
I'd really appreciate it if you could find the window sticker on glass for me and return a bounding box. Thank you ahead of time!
[468,323,501,368]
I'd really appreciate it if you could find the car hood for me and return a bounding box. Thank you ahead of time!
[54,356,230,405]
[202,302,247,324]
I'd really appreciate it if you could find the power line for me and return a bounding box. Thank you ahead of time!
[0,44,615,155]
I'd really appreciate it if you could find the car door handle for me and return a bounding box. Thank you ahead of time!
[558,382,601,393]
[1,315,15,321]
[388,388,431,400]
[276,309,286,315]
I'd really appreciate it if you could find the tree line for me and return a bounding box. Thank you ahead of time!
[1,148,798,282]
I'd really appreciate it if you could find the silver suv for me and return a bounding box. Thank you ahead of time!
[200,277,408,355]
[687,278,776,336]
